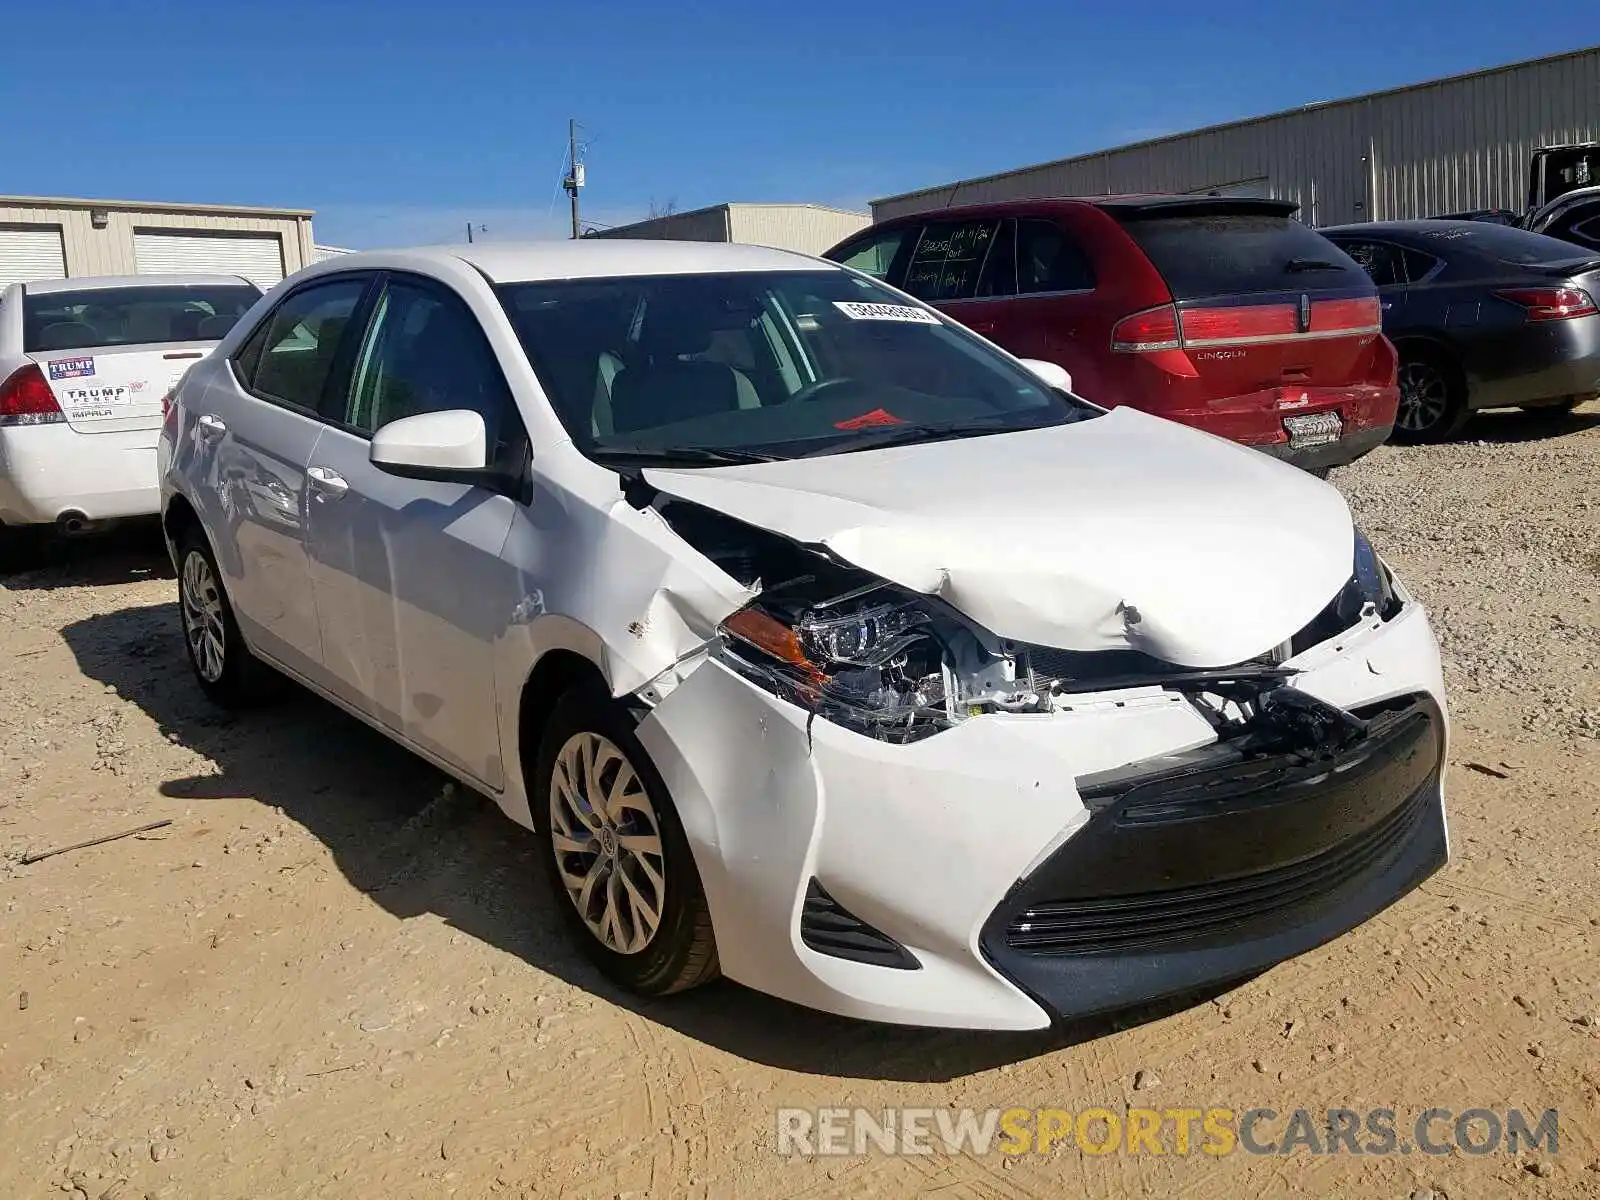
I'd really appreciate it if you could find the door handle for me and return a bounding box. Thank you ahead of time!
[1380,301,1394,310]
[970,320,997,333]
[196,413,227,437]
[307,466,349,500]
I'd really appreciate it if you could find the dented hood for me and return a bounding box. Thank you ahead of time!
[644,407,1356,667]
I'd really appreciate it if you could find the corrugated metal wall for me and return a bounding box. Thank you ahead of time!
[873,47,1600,227]
[0,199,313,279]
[728,205,871,255]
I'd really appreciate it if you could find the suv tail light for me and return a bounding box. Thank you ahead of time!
[0,364,65,426]
[1113,297,1383,353]
[1111,305,1181,351]
[1493,286,1598,321]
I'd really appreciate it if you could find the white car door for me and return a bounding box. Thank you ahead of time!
[191,275,373,682]
[304,274,522,789]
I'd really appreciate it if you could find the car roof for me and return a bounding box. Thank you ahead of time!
[1321,219,1494,237]
[869,194,1299,225]
[23,273,255,295]
[313,240,836,284]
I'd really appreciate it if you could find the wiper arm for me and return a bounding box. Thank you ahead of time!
[797,417,1031,457]
[1285,257,1344,273]
[589,445,780,468]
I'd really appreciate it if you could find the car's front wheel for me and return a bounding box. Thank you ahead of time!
[532,684,719,996]
[176,528,269,707]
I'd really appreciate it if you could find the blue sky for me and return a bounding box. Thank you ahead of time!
[1,3,1592,248]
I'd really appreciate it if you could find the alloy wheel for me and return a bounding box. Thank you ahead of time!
[180,550,227,684]
[548,731,667,955]
[1397,361,1449,433]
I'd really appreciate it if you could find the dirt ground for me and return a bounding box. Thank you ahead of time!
[3,404,1599,1200]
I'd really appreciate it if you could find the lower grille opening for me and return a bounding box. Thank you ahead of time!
[801,879,920,970]
[1005,778,1434,955]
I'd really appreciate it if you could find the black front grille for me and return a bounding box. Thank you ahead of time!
[1006,778,1433,955]
[801,879,920,970]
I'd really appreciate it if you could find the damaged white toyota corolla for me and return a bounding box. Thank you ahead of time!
[159,241,1449,1031]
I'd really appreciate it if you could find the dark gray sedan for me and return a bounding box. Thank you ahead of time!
[1322,221,1600,442]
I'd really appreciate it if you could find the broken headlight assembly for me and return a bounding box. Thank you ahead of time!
[715,585,1042,744]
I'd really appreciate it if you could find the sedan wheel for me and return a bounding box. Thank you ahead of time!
[174,526,271,708]
[533,684,719,996]
[180,549,228,683]
[1396,361,1449,434]
[548,731,667,955]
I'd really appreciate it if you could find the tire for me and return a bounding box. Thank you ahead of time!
[1392,349,1468,444]
[175,527,271,707]
[532,683,719,996]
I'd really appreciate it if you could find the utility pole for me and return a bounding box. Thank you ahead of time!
[563,118,584,239]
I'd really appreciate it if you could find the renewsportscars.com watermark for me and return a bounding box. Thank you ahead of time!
[776,1106,1560,1158]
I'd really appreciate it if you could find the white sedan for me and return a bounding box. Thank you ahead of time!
[159,241,1449,1030]
[0,274,261,542]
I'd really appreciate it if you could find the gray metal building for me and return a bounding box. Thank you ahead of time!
[591,202,870,256]
[0,195,316,289]
[872,46,1600,227]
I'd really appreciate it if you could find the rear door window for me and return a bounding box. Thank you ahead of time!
[238,278,369,412]
[1331,240,1408,288]
[1015,219,1095,293]
[902,220,1001,302]
[1118,212,1369,297]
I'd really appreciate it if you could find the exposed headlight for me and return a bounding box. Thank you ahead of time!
[1350,527,1399,619]
[717,588,1024,743]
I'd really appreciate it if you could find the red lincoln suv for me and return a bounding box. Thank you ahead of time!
[824,196,1399,472]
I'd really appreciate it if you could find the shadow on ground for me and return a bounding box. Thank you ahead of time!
[1457,404,1600,444]
[0,519,171,588]
[58,599,1232,1081]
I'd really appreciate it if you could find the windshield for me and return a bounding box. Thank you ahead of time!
[23,284,262,353]
[496,270,1096,463]
[1414,223,1599,267]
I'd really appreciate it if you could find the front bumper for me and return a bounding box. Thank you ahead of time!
[636,600,1448,1030]
[0,423,160,527]
[982,695,1445,1022]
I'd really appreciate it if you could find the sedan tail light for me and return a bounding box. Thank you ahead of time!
[0,364,65,426]
[1493,286,1598,322]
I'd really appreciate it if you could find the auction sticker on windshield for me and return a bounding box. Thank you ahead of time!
[833,301,941,324]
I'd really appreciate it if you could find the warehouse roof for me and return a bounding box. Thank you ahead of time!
[873,44,1600,208]
[0,194,314,218]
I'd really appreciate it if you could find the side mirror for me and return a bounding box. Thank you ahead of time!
[370,409,489,482]
[1018,358,1073,393]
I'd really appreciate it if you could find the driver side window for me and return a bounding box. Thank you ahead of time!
[337,279,511,446]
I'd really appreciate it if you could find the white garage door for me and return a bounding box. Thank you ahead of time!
[0,225,68,287]
[133,231,285,286]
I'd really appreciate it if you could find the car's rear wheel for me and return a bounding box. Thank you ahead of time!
[1392,349,1468,443]
[532,684,719,996]
[176,528,269,707]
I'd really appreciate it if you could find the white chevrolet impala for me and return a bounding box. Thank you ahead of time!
[0,275,261,544]
[158,241,1449,1030]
